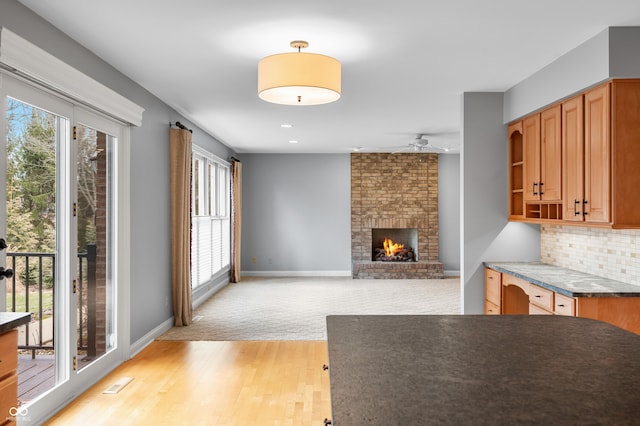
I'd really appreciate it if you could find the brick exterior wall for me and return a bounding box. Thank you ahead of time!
[351,153,443,279]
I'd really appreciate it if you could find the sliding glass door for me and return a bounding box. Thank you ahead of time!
[1,75,127,423]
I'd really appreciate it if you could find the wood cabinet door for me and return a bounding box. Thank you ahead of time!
[562,95,584,221]
[610,80,640,226]
[485,268,502,307]
[584,83,611,223]
[540,105,562,201]
[523,114,541,201]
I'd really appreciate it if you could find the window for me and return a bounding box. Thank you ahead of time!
[191,147,230,288]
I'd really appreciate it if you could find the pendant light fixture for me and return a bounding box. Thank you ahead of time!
[258,40,341,106]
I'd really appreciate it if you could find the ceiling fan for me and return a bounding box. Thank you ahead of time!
[354,132,459,154]
[392,134,450,153]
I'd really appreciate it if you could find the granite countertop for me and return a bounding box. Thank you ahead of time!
[326,315,640,425]
[0,312,31,333]
[484,261,640,297]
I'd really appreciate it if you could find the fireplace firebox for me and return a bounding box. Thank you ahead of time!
[372,228,418,262]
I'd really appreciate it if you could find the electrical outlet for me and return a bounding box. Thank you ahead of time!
[252,256,257,264]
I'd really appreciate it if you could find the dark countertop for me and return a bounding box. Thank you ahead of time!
[0,312,31,333]
[326,315,640,425]
[484,261,640,297]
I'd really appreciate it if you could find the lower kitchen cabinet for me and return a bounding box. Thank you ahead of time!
[485,267,640,334]
[0,330,18,424]
[484,268,501,315]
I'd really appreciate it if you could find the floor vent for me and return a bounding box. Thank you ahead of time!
[103,377,134,394]
[193,315,204,322]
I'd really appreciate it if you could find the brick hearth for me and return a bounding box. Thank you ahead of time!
[351,153,444,279]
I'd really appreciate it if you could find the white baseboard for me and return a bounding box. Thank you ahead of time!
[241,270,352,277]
[129,317,173,359]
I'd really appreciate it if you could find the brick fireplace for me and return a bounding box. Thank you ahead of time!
[351,152,444,279]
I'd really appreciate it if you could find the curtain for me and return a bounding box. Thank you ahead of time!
[170,128,192,326]
[230,159,242,283]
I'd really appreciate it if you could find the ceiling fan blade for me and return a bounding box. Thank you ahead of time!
[392,146,413,154]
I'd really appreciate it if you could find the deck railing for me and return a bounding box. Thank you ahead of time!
[5,246,96,358]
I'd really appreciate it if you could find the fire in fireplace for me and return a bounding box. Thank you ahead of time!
[372,228,418,262]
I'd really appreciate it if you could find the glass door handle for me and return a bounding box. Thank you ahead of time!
[0,239,11,280]
[0,267,13,280]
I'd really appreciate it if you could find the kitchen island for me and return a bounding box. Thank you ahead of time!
[326,315,640,425]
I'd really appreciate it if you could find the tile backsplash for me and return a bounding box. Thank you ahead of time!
[540,225,640,286]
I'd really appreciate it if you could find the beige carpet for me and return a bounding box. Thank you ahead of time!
[159,276,461,341]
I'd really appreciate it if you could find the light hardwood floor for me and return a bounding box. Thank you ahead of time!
[45,341,331,425]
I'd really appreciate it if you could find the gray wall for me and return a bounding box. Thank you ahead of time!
[0,0,235,343]
[438,154,460,274]
[504,27,640,124]
[609,27,640,77]
[238,154,351,273]
[503,28,609,123]
[461,92,540,314]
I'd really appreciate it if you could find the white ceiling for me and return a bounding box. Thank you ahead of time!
[18,0,640,154]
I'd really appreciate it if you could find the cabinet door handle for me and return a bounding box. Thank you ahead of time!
[574,199,581,216]
[539,181,544,195]
[534,295,541,298]
[583,200,588,216]
[533,182,538,195]
[557,304,565,307]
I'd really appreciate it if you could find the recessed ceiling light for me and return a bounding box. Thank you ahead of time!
[281,124,293,128]
[289,140,299,144]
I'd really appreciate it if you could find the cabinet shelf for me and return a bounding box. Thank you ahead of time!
[509,122,524,218]
[525,202,563,220]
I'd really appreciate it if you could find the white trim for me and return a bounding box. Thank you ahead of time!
[117,120,132,360]
[0,28,144,126]
[241,270,352,277]
[192,278,229,309]
[129,318,174,359]
[192,144,231,167]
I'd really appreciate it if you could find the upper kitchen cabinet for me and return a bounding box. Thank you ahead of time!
[600,80,640,227]
[521,104,562,220]
[512,79,640,228]
[564,81,640,227]
[562,94,585,222]
[564,84,611,224]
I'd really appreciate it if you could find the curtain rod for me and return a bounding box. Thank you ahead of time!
[170,121,192,133]
[230,156,241,163]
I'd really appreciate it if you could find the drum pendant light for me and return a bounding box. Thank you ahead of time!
[258,40,341,106]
